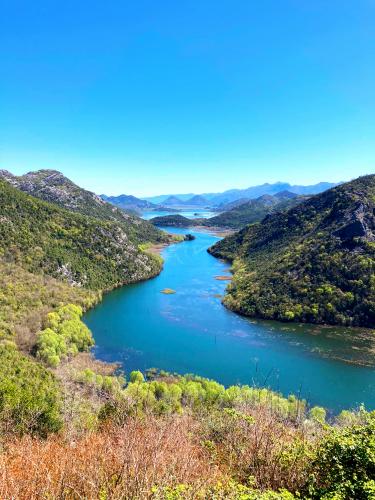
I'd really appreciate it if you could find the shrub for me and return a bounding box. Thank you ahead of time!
[36,304,94,366]
[0,343,62,436]
[307,411,375,499]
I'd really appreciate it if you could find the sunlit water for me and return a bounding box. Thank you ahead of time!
[84,227,375,413]
[141,209,218,220]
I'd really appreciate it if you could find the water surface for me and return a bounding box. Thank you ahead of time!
[84,227,375,413]
[142,208,218,220]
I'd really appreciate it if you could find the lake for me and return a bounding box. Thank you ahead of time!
[141,208,218,220]
[84,226,375,414]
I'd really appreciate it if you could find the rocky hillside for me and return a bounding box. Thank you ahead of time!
[0,179,164,291]
[209,175,375,327]
[0,169,165,244]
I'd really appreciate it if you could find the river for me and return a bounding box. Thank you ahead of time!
[84,225,375,414]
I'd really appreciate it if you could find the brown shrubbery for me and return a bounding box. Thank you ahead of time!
[0,416,221,500]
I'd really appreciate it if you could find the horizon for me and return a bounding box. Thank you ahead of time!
[0,165,353,199]
[1,1,374,196]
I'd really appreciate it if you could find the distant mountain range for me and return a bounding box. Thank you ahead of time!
[142,181,340,207]
[150,191,306,230]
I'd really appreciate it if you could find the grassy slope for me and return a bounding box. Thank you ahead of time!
[209,175,375,327]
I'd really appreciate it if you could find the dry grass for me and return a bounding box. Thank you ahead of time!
[0,415,221,500]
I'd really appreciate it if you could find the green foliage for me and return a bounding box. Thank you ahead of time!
[129,370,145,383]
[0,342,62,436]
[76,368,125,394]
[36,304,94,366]
[307,411,375,499]
[151,482,296,499]
[0,179,164,291]
[0,169,167,245]
[112,372,307,420]
[309,406,327,424]
[210,175,375,326]
[0,259,99,347]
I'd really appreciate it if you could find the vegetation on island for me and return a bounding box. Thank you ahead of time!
[209,175,375,327]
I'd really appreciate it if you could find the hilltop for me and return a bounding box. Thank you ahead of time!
[100,193,157,213]
[0,169,165,244]
[209,175,375,327]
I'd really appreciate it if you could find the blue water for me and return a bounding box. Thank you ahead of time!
[142,209,218,220]
[84,227,375,413]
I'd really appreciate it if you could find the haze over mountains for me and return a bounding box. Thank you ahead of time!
[143,181,339,207]
[151,191,307,230]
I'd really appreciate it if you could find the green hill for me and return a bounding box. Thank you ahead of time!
[0,169,165,244]
[201,193,306,229]
[0,179,166,291]
[209,175,375,327]
[150,214,195,227]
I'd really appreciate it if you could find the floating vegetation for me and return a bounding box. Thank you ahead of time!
[161,288,176,294]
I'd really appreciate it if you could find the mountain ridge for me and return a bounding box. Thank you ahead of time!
[0,169,166,244]
[142,181,340,206]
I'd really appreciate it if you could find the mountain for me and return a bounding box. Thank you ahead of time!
[162,195,185,206]
[216,197,253,211]
[0,169,165,244]
[207,182,338,206]
[274,190,299,200]
[143,182,339,207]
[183,195,209,207]
[142,193,195,204]
[201,194,305,229]
[150,193,305,230]
[0,178,166,291]
[209,175,375,327]
[101,193,157,212]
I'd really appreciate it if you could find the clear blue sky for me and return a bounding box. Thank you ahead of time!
[1,0,374,196]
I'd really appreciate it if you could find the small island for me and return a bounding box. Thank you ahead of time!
[160,288,176,294]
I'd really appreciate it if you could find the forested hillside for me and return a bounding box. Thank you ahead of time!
[0,179,165,291]
[209,175,375,327]
[0,169,165,244]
